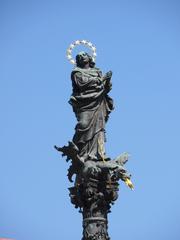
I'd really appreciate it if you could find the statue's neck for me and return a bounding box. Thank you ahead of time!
[83,63,90,69]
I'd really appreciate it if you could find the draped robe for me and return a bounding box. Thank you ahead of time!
[69,67,114,162]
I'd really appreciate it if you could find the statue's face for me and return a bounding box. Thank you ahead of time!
[76,52,90,66]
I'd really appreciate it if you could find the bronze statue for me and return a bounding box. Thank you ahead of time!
[55,40,133,240]
[70,51,113,162]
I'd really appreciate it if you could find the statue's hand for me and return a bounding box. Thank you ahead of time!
[103,71,112,81]
[106,70,112,78]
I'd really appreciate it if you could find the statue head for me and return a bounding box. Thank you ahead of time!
[76,51,95,68]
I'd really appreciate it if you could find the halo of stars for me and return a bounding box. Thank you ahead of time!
[66,40,97,65]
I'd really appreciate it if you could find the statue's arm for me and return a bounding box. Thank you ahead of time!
[72,71,102,90]
[72,72,92,87]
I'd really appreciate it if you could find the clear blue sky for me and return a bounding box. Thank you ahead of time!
[0,0,180,239]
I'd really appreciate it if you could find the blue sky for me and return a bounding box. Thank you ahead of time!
[0,0,180,239]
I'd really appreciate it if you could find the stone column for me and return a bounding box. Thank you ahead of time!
[69,177,119,240]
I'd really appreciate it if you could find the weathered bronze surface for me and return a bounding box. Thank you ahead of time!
[55,51,133,240]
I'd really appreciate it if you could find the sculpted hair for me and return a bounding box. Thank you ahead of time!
[75,54,83,67]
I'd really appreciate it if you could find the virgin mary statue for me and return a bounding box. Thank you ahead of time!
[69,51,114,162]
